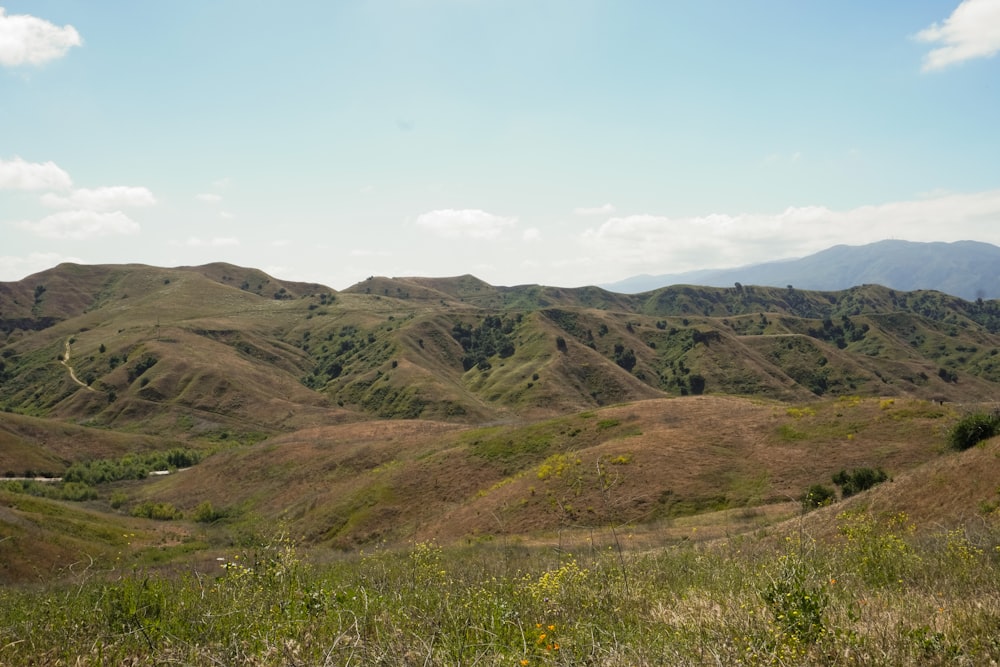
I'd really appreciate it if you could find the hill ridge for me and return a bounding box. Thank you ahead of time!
[602,239,1000,300]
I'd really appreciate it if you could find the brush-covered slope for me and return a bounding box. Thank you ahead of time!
[3,265,1000,441]
[138,396,952,549]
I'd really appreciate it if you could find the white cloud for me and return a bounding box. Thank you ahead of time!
[41,186,156,210]
[0,251,82,281]
[574,203,616,216]
[183,237,240,247]
[916,0,1000,71]
[522,227,541,242]
[414,208,517,240]
[579,189,1000,277]
[360,185,376,195]
[0,156,72,190]
[272,239,292,247]
[219,211,234,220]
[16,210,139,240]
[0,7,81,67]
[196,193,223,203]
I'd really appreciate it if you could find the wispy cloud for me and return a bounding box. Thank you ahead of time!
[41,186,156,210]
[0,156,72,190]
[196,193,223,203]
[16,210,139,240]
[916,0,1000,71]
[414,209,517,240]
[574,203,616,216]
[579,189,1000,277]
[0,7,82,67]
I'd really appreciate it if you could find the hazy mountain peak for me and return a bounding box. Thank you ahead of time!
[603,240,1000,300]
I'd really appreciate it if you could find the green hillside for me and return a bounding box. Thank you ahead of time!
[1,263,999,587]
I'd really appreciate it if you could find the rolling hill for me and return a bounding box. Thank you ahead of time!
[2,262,1000,583]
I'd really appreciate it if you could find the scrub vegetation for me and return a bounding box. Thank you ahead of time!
[3,264,1000,664]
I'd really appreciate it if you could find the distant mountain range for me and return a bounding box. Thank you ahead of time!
[602,240,1000,300]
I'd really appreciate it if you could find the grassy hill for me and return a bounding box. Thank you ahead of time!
[1,262,1000,586]
[7,263,1000,664]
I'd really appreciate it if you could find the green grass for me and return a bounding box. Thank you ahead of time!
[2,511,1000,665]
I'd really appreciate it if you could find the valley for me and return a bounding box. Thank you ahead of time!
[2,262,1000,663]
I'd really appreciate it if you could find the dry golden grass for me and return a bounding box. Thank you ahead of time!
[134,395,958,554]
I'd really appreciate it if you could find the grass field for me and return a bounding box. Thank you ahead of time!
[2,508,999,665]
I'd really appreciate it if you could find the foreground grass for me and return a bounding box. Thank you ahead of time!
[2,511,999,665]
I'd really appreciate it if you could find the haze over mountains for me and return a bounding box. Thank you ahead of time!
[603,240,1000,301]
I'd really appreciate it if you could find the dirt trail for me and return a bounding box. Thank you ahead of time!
[61,338,96,392]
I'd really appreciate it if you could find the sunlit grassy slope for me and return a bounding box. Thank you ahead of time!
[2,263,1000,584]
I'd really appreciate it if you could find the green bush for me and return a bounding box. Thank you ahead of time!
[802,483,835,508]
[832,467,889,497]
[762,552,829,644]
[131,501,182,520]
[192,500,224,523]
[948,411,1000,450]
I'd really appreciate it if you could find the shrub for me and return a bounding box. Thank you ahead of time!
[109,491,127,509]
[192,501,224,523]
[762,552,829,644]
[131,502,182,520]
[801,484,835,508]
[948,410,1000,450]
[832,467,889,497]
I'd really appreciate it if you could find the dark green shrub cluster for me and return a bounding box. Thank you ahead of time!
[613,343,636,371]
[833,467,889,497]
[127,355,158,382]
[948,410,1000,450]
[805,315,869,349]
[802,483,835,508]
[451,315,518,371]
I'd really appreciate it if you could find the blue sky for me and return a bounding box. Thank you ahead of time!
[2,1,999,289]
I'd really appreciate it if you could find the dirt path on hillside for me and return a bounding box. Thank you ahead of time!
[61,338,96,392]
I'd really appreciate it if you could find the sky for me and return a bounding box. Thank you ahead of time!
[1,1,999,289]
